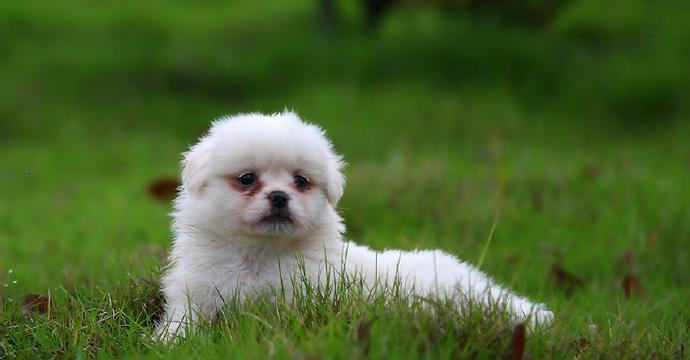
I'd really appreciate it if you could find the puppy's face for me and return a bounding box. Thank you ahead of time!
[217,164,324,237]
[179,113,344,239]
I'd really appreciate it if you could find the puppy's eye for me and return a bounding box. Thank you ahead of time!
[237,173,257,186]
[294,175,310,190]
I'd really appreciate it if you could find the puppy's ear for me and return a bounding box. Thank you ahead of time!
[181,139,213,196]
[325,152,346,206]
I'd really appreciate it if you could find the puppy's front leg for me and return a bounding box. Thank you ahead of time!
[156,301,190,341]
[156,279,221,341]
[156,297,200,341]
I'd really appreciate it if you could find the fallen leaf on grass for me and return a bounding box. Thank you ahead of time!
[623,274,644,299]
[550,264,584,294]
[147,177,180,201]
[647,231,659,248]
[620,248,635,267]
[22,294,52,316]
[356,319,374,354]
[614,248,637,274]
[572,337,604,353]
[582,165,601,181]
[509,323,526,360]
[571,324,605,353]
[569,338,587,353]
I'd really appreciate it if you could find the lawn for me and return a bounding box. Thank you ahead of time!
[1,0,689,358]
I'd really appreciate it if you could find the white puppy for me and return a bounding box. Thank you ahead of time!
[157,111,553,339]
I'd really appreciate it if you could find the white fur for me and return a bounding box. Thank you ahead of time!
[157,111,553,340]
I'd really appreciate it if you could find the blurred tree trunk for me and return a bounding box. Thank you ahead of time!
[318,0,339,33]
[363,0,394,31]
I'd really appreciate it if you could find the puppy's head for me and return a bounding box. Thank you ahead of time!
[178,111,345,238]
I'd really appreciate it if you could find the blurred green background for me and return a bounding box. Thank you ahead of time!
[0,0,689,355]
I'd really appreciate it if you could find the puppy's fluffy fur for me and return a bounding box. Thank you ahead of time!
[157,112,553,339]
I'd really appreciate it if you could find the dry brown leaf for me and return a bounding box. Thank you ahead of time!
[623,274,644,299]
[582,165,601,181]
[22,294,52,316]
[356,319,374,354]
[570,338,587,354]
[615,248,636,274]
[647,231,659,248]
[550,264,584,294]
[620,248,635,268]
[509,323,526,360]
[147,177,180,201]
[572,336,604,353]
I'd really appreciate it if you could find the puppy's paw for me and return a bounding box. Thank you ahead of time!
[511,300,554,330]
[528,303,554,328]
[153,321,186,344]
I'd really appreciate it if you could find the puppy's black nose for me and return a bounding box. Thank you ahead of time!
[267,191,289,209]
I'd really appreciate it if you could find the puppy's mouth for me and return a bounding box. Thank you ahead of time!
[256,211,294,234]
[259,206,293,226]
[260,213,292,224]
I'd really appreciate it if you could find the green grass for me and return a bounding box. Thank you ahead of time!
[1,0,690,358]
